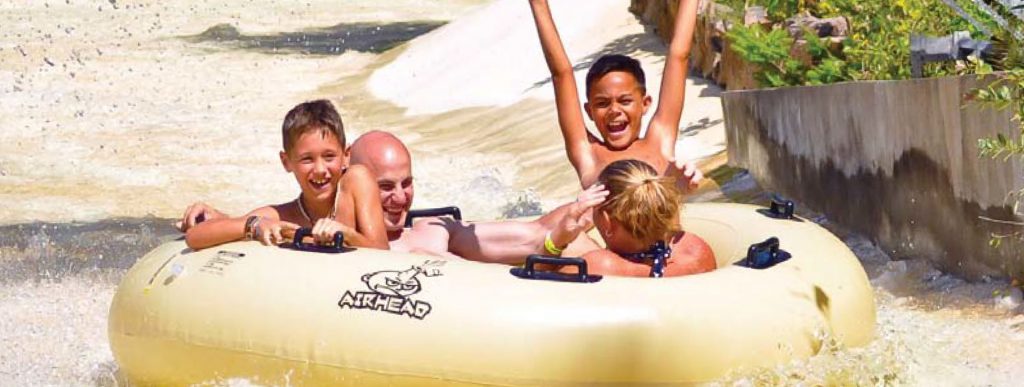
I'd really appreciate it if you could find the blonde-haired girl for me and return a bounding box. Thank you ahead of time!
[557,159,716,277]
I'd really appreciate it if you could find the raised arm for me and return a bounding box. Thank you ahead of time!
[528,0,595,178]
[648,0,700,156]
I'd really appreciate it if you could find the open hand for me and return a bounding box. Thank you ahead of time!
[550,184,609,248]
[665,158,703,193]
[175,202,227,232]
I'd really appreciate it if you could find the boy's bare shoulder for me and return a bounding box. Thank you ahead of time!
[339,164,378,195]
[341,164,374,181]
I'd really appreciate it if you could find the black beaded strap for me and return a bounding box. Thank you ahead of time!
[621,241,672,278]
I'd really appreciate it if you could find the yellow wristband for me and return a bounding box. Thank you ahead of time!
[544,232,564,256]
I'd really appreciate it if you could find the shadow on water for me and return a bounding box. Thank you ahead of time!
[681,117,724,137]
[526,22,667,91]
[187,21,445,55]
[576,28,667,66]
[691,75,724,98]
[0,218,180,284]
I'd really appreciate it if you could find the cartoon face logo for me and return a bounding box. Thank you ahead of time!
[358,260,444,298]
[340,260,445,320]
[361,266,423,298]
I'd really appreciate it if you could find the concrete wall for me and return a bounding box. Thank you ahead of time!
[724,75,1024,279]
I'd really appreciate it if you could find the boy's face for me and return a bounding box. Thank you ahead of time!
[279,130,347,203]
[584,71,652,150]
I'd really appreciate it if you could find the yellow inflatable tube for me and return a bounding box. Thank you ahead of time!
[109,203,875,385]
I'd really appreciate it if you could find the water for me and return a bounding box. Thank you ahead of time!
[2,0,1022,385]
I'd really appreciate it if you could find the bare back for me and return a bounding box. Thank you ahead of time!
[572,232,716,277]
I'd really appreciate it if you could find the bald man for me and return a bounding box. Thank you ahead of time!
[347,131,477,256]
[348,131,421,253]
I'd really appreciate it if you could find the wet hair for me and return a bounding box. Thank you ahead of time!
[585,54,647,97]
[281,99,345,152]
[598,159,683,244]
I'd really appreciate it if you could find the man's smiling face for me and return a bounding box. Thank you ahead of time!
[350,131,415,239]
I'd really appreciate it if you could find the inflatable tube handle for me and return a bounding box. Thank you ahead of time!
[769,195,795,219]
[510,255,602,283]
[404,206,463,228]
[288,228,346,254]
[739,237,792,269]
[757,195,802,221]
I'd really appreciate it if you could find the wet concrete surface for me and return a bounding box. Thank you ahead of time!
[0,218,180,284]
[190,21,446,55]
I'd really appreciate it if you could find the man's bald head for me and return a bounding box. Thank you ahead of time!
[350,131,414,237]
[350,131,411,173]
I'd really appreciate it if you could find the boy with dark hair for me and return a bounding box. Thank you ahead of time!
[528,0,703,189]
[585,54,647,96]
[185,99,389,250]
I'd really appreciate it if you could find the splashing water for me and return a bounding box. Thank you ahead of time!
[711,173,1024,386]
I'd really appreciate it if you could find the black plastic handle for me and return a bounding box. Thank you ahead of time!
[510,255,602,283]
[768,195,795,219]
[738,237,791,269]
[404,206,463,228]
[288,228,345,254]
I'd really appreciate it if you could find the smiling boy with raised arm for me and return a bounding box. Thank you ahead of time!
[528,0,703,189]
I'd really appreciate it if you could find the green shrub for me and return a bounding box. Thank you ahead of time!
[722,0,991,86]
[726,25,798,87]
[726,25,852,88]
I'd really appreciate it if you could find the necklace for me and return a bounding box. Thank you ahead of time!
[297,194,337,226]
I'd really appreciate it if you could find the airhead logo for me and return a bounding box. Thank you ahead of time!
[338,260,444,320]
